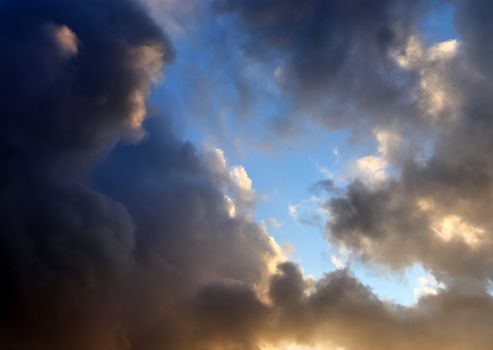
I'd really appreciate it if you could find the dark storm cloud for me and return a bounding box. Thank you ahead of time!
[93,117,276,293]
[0,0,168,347]
[0,0,172,168]
[0,0,276,349]
[214,0,425,133]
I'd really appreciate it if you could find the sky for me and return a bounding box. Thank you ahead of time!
[150,0,457,306]
[4,1,493,350]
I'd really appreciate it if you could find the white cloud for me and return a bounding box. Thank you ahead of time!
[205,147,256,215]
[331,255,347,270]
[416,198,487,248]
[355,155,387,183]
[224,194,236,218]
[375,129,401,159]
[414,275,445,299]
[393,36,460,120]
[288,204,298,218]
[230,165,253,192]
[432,215,486,247]
[209,148,227,174]
[351,128,403,185]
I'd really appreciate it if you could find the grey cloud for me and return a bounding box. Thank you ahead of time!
[214,0,426,135]
[324,0,493,286]
[309,179,336,194]
[0,1,275,349]
[192,262,493,350]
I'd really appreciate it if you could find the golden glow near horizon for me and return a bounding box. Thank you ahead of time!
[261,343,344,350]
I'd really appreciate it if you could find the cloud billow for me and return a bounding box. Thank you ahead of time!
[326,0,493,287]
[4,0,493,350]
[0,0,275,349]
[215,0,425,134]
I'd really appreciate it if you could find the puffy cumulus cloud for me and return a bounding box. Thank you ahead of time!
[230,165,256,204]
[224,194,237,217]
[354,155,388,183]
[324,0,493,288]
[188,262,493,350]
[208,147,228,174]
[214,0,426,134]
[348,128,412,186]
[204,147,257,214]
[393,35,461,121]
[331,255,348,270]
[94,119,278,293]
[230,165,253,192]
[414,274,445,299]
[326,167,493,283]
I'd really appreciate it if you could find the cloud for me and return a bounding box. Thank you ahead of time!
[230,165,253,192]
[0,1,277,349]
[325,0,493,288]
[331,255,347,270]
[205,147,257,213]
[6,1,493,350]
[140,0,202,38]
[214,0,426,135]
[414,274,446,299]
[354,155,388,183]
[394,36,460,120]
[288,196,327,228]
[45,23,79,57]
[195,262,493,350]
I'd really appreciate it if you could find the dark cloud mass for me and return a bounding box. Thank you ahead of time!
[0,0,275,348]
[4,0,493,350]
[215,0,425,133]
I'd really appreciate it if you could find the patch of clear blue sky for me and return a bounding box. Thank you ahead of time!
[421,1,458,44]
[147,1,457,306]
